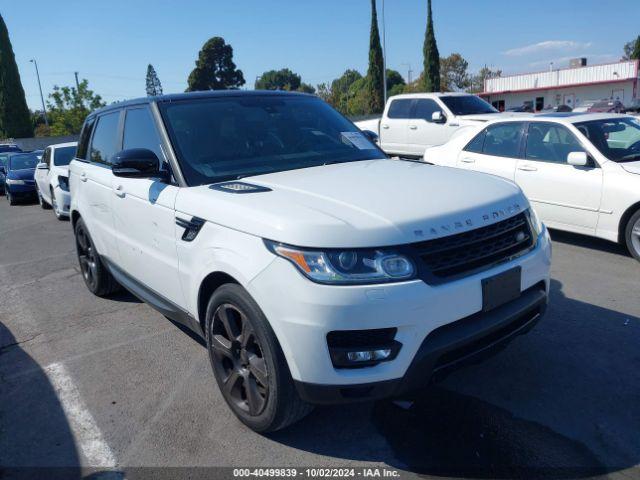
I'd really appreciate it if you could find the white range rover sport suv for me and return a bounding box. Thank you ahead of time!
[70,91,552,432]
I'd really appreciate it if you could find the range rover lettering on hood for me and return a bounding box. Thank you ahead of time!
[413,202,524,239]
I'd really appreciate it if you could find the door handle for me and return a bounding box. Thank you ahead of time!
[460,158,475,164]
[518,164,538,172]
[114,184,125,198]
[80,172,87,182]
[381,124,390,129]
[408,125,418,130]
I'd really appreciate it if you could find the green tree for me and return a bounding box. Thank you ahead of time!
[468,66,501,93]
[255,68,301,90]
[0,14,32,138]
[146,64,163,96]
[46,79,106,136]
[298,82,316,94]
[386,69,405,96]
[422,0,440,92]
[626,36,640,60]
[186,37,245,91]
[315,82,331,102]
[328,69,363,113]
[365,0,385,114]
[440,53,470,92]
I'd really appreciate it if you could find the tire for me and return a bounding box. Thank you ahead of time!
[37,186,51,209]
[205,284,313,432]
[624,209,640,262]
[7,190,15,205]
[51,187,64,219]
[74,218,120,296]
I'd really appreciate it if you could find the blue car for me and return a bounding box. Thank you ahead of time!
[0,153,8,195]
[3,152,39,205]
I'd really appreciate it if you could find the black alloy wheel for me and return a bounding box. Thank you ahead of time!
[76,223,99,291]
[209,303,270,416]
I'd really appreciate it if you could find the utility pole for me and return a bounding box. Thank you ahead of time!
[29,59,48,127]
[381,0,387,106]
[401,63,413,84]
[74,71,80,90]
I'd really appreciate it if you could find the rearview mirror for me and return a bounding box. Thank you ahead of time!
[567,151,589,167]
[362,130,379,144]
[36,162,48,170]
[431,111,445,123]
[111,149,167,179]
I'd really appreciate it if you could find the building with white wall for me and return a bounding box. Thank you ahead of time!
[481,59,639,111]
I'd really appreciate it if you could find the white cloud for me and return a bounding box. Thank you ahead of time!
[504,40,593,57]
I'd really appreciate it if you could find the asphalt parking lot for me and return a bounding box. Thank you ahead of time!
[1,199,639,479]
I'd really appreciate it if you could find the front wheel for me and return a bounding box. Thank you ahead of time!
[74,218,120,296]
[205,284,313,432]
[51,188,64,220]
[37,187,51,209]
[7,190,15,205]
[624,210,640,262]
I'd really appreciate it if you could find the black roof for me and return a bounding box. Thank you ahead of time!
[91,90,314,116]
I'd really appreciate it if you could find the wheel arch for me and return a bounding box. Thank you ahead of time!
[618,201,640,243]
[197,271,240,332]
[71,210,81,229]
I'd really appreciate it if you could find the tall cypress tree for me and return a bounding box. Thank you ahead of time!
[146,64,163,96]
[422,0,440,92]
[632,35,640,60]
[365,0,385,114]
[0,14,32,138]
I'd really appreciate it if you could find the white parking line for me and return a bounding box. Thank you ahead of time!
[45,362,118,468]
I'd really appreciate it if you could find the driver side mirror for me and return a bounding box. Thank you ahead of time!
[36,162,49,170]
[111,148,168,180]
[362,130,379,144]
[431,111,446,123]
[567,151,589,167]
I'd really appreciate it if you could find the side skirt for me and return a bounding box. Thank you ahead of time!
[101,257,204,338]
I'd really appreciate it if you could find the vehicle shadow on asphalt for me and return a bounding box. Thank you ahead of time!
[0,322,122,479]
[269,279,640,479]
[548,229,630,257]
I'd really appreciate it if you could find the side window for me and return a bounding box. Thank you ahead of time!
[412,99,443,122]
[482,122,524,158]
[525,122,584,163]
[77,117,96,160]
[89,111,121,165]
[123,107,163,160]
[464,129,486,153]
[387,99,412,119]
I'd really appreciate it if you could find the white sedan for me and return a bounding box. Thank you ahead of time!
[34,141,77,219]
[423,113,640,261]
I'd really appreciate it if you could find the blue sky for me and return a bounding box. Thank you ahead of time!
[3,0,638,110]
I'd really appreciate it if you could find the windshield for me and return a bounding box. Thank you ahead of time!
[0,145,20,153]
[159,95,384,186]
[54,146,77,166]
[440,95,498,115]
[574,117,640,162]
[9,153,39,170]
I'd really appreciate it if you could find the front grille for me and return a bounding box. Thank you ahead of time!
[412,212,535,282]
[327,328,397,349]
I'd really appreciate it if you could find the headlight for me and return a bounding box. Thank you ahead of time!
[264,240,416,285]
[58,175,69,192]
[6,179,26,185]
[526,207,543,234]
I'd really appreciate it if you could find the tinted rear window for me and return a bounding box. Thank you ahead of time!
[387,99,412,119]
[90,112,121,165]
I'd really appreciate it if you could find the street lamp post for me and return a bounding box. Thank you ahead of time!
[30,59,48,127]
[381,0,387,106]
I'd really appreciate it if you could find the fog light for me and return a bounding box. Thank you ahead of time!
[347,349,392,363]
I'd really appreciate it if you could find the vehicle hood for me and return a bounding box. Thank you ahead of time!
[7,168,35,180]
[177,159,528,248]
[621,161,640,175]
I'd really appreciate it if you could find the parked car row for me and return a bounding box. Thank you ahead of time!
[1,142,77,220]
[423,112,640,262]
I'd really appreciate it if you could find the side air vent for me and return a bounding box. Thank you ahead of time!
[209,182,272,194]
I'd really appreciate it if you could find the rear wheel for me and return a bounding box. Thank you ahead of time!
[624,210,640,262]
[37,187,51,209]
[205,284,313,432]
[51,187,64,219]
[74,218,120,296]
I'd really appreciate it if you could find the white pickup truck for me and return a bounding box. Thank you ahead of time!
[355,92,508,158]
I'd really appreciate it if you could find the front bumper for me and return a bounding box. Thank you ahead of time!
[7,183,37,198]
[247,227,551,400]
[53,186,71,215]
